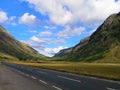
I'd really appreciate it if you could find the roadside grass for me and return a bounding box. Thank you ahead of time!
[96,46,120,63]
[0,53,18,62]
[11,61,120,81]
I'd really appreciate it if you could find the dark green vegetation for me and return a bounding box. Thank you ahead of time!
[0,26,45,61]
[54,12,120,63]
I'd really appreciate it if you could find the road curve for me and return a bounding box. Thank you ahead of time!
[1,62,120,90]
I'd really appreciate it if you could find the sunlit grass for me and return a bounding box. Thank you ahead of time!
[11,61,120,81]
[0,53,18,62]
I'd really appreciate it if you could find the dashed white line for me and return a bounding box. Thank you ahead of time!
[58,75,81,83]
[52,85,62,90]
[38,71,47,74]
[17,70,21,73]
[64,72,120,84]
[31,76,37,80]
[43,68,120,84]
[16,69,19,71]
[39,79,47,84]
[25,74,30,77]
[106,87,116,90]
[20,72,25,75]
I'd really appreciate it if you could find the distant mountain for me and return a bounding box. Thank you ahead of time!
[54,47,73,57]
[0,26,45,60]
[54,12,120,63]
[54,37,89,57]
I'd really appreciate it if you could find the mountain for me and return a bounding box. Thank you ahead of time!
[0,26,45,60]
[54,37,89,57]
[54,12,120,63]
[54,47,73,57]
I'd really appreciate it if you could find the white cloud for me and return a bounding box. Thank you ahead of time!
[30,36,66,46]
[8,16,17,26]
[44,46,67,57]
[30,36,50,44]
[44,26,56,30]
[30,36,65,46]
[29,44,65,57]
[89,29,96,35]
[28,36,50,56]
[25,0,120,26]
[53,38,65,44]
[0,10,16,25]
[25,0,73,25]
[9,16,16,21]
[22,0,120,57]
[44,26,49,29]
[57,26,85,38]
[39,31,52,36]
[30,36,39,42]
[19,13,39,26]
[31,46,67,57]
[0,10,8,24]
[29,30,37,33]
[27,36,67,56]
[11,22,17,26]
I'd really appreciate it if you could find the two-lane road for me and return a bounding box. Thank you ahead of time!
[1,62,120,90]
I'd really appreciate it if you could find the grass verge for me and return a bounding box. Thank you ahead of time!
[11,61,120,81]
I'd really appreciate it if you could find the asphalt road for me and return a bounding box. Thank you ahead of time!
[1,62,120,90]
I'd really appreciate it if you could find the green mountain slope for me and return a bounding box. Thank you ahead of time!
[0,26,45,60]
[54,12,120,63]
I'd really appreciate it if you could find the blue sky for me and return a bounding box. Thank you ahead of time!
[0,0,120,57]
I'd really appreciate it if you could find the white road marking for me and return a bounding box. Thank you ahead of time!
[15,69,18,71]
[64,72,120,84]
[25,74,30,77]
[20,72,25,75]
[39,79,47,84]
[40,68,120,84]
[38,71,47,74]
[52,85,62,90]
[106,87,116,90]
[58,75,81,83]
[17,70,21,73]
[31,76,37,79]
[19,71,23,74]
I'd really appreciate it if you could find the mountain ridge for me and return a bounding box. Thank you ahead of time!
[54,12,120,63]
[0,26,45,61]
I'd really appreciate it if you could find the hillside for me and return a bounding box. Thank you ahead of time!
[0,26,45,60]
[54,12,120,63]
[54,37,89,57]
